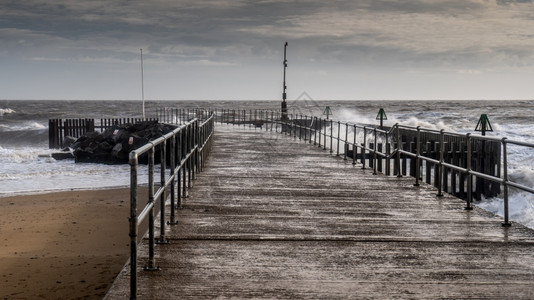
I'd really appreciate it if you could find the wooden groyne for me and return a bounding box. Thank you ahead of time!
[106,123,534,299]
[48,117,157,149]
[394,127,501,200]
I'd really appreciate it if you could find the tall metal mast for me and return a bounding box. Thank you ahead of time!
[281,42,288,121]
[141,48,145,121]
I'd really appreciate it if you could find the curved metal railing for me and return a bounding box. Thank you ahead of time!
[215,109,534,229]
[128,113,215,299]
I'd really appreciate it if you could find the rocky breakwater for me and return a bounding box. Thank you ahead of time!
[53,120,177,164]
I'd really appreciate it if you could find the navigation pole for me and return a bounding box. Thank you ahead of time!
[141,48,145,121]
[281,42,288,122]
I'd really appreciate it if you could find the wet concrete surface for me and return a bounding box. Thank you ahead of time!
[106,124,534,299]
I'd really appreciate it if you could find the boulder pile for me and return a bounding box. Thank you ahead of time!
[53,120,177,164]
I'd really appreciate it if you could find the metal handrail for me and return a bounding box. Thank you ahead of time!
[128,113,215,299]
[286,116,534,227]
[214,109,533,229]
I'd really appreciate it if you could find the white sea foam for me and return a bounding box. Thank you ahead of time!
[0,108,15,116]
[0,146,149,196]
[477,192,534,229]
[0,121,46,132]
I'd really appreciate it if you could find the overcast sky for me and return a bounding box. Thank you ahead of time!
[1,0,534,101]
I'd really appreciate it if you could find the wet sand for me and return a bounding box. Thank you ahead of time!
[0,188,137,299]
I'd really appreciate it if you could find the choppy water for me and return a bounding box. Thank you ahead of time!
[1,99,533,228]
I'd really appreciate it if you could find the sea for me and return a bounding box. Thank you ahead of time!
[1,99,534,229]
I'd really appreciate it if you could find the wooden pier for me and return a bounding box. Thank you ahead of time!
[106,124,534,299]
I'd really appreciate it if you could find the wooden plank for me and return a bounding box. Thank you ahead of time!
[107,125,534,299]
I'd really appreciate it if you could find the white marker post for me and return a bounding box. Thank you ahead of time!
[141,48,145,121]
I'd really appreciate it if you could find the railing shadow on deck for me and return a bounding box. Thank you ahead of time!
[214,108,534,229]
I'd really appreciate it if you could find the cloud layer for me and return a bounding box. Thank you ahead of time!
[1,0,534,100]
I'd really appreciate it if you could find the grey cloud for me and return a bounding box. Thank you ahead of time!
[2,0,534,100]
[498,0,532,4]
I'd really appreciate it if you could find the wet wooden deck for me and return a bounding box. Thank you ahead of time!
[106,124,534,299]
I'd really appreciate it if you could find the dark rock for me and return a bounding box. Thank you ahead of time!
[63,136,77,148]
[51,152,75,160]
[70,121,176,164]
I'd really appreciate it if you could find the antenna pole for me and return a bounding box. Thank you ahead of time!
[141,48,145,121]
[281,42,288,122]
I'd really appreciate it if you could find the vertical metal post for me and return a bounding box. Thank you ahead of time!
[344,123,348,160]
[177,131,183,208]
[297,115,302,141]
[362,127,367,169]
[296,114,299,138]
[281,42,288,122]
[140,49,145,121]
[332,119,337,153]
[181,130,187,199]
[373,128,378,175]
[385,131,390,175]
[502,138,511,226]
[169,135,178,225]
[323,119,327,150]
[189,123,193,187]
[437,130,445,197]
[145,147,159,268]
[352,124,357,165]
[157,139,169,244]
[193,121,198,180]
[414,127,421,186]
[318,118,322,148]
[466,133,473,210]
[314,117,318,145]
[308,116,312,144]
[396,124,402,177]
[336,121,340,156]
[129,155,139,299]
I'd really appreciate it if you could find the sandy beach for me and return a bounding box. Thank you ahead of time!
[0,188,139,299]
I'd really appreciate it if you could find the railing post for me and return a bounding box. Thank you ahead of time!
[466,133,473,210]
[373,128,378,175]
[343,123,348,160]
[157,139,169,244]
[414,126,421,186]
[146,147,160,266]
[385,131,390,175]
[291,114,298,140]
[352,124,357,165]
[323,119,327,150]
[502,138,511,226]
[436,129,445,196]
[188,123,193,188]
[193,120,198,180]
[169,135,178,225]
[308,115,312,144]
[318,118,322,148]
[129,154,139,299]
[336,121,341,156]
[330,120,333,153]
[396,124,402,177]
[300,114,303,139]
[313,117,317,145]
[182,130,188,199]
[177,131,183,208]
[362,127,367,169]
